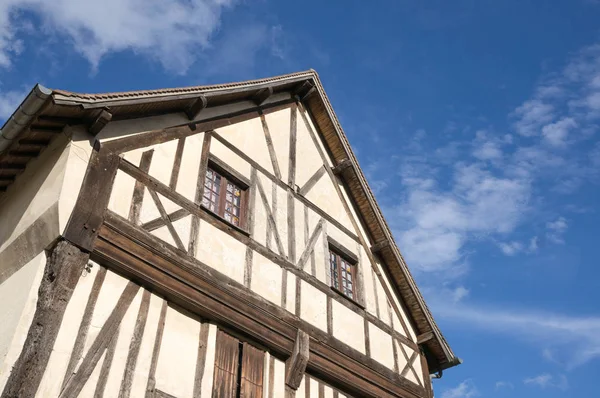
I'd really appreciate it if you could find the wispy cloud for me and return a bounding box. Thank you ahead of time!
[431,297,600,368]
[523,373,568,390]
[494,381,514,390]
[441,380,479,398]
[546,216,568,244]
[0,0,236,73]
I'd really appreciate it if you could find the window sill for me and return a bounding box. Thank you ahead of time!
[201,205,250,237]
[330,286,365,310]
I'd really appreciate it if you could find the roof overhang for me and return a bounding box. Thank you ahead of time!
[0,69,460,373]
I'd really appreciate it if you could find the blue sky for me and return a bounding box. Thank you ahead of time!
[2,1,600,396]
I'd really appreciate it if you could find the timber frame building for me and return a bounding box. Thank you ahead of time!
[0,70,460,398]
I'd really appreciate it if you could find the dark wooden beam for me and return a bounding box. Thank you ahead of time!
[63,145,120,252]
[36,115,82,125]
[331,159,352,176]
[293,81,316,101]
[8,150,40,158]
[185,95,208,120]
[252,87,273,106]
[88,109,112,136]
[417,331,434,345]
[18,139,50,148]
[286,330,310,390]
[371,240,390,254]
[29,126,64,135]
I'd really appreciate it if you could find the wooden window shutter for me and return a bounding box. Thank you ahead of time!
[239,342,264,398]
[213,330,240,398]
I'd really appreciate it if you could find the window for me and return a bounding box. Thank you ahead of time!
[202,166,247,228]
[329,249,356,299]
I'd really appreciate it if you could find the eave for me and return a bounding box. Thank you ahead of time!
[0,69,460,373]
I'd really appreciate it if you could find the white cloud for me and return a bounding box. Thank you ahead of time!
[390,161,530,274]
[0,0,235,73]
[528,236,539,252]
[546,216,568,244]
[441,380,479,398]
[431,297,600,368]
[513,99,555,136]
[524,374,568,390]
[541,117,577,146]
[495,381,514,390]
[0,86,29,122]
[452,286,469,303]
[498,241,523,256]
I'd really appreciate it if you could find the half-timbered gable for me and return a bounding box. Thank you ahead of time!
[0,71,460,398]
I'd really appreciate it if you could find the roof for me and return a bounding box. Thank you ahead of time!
[0,69,460,373]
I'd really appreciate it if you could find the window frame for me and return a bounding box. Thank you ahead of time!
[328,241,358,301]
[202,158,250,231]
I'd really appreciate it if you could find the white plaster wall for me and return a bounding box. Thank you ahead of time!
[272,356,286,398]
[215,116,274,177]
[331,300,365,354]
[176,132,204,202]
[195,221,246,284]
[58,127,94,232]
[0,253,45,392]
[263,106,291,184]
[98,113,189,143]
[155,305,200,397]
[253,173,271,249]
[107,170,137,219]
[298,107,333,168]
[0,134,68,251]
[375,259,417,341]
[305,175,354,233]
[285,271,296,314]
[368,322,395,370]
[299,281,327,332]
[251,251,283,305]
[294,113,323,189]
[361,247,378,317]
[209,137,252,180]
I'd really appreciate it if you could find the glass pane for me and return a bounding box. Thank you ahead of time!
[227,183,233,193]
[201,197,209,207]
[226,192,233,202]
[232,216,239,225]
[224,213,231,222]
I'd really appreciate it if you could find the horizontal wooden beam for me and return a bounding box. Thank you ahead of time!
[94,215,425,398]
[417,332,434,345]
[332,159,352,176]
[29,126,64,135]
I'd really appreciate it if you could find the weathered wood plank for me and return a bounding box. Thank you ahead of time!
[94,328,119,398]
[296,219,324,270]
[260,113,282,180]
[169,137,186,190]
[61,266,108,389]
[256,177,286,256]
[59,281,141,398]
[193,322,211,398]
[128,149,154,225]
[147,188,186,251]
[63,146,120,252]
[145,299,168,395]
[298,166,326,197]
[119,289,152,398]
[189,132,212,256]
[285,330,309,390]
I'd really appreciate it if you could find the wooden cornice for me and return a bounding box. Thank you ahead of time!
[332,159,352,176]
[88,109,112,136]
